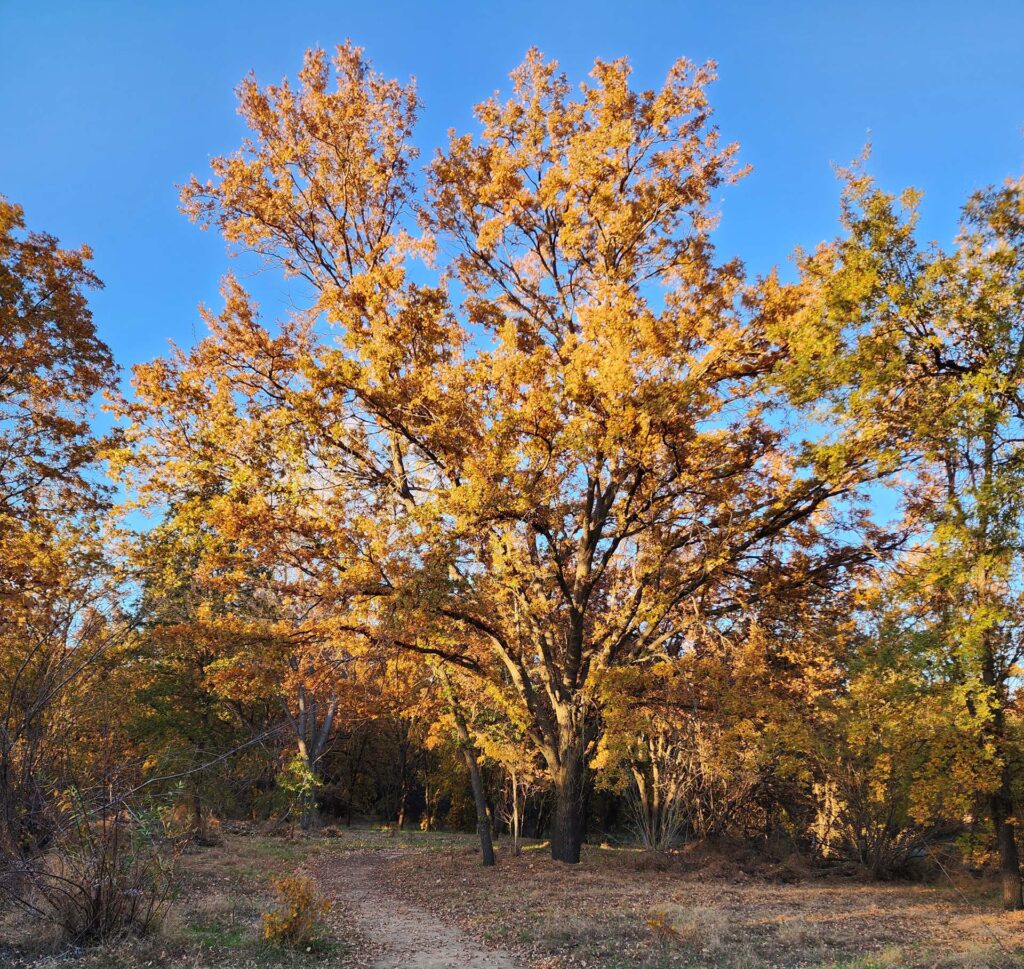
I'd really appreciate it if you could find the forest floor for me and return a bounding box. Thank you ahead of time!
[2,828,1024,969]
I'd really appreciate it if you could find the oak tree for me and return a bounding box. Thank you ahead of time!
[126,46,884,862]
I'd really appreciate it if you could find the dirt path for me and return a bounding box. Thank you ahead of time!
[310,851,521,969]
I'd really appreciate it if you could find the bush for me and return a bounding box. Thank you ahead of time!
[1,812,171,944]
[260,875,332,948]
[162,798,222,847]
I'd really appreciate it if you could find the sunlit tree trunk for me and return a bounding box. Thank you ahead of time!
[436,664,495,866]
[285,661,337,831]
[548,741,589,864]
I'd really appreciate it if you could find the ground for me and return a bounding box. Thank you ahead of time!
[2,829,1023,969]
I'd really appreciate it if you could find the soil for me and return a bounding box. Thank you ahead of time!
[308,850,520,969]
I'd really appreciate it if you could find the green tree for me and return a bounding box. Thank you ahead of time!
[785,167,1024,908]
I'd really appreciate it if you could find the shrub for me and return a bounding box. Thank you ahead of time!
[1,812,171,944]
[260,876,331,948]
[162,798,222,847]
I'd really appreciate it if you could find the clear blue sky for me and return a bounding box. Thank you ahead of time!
[2,0,1022,378]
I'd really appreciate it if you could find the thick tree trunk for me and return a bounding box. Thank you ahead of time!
[991,783,1023,910]
[297,754,321,831]
[550,746,588,864]
[299,789,318,830]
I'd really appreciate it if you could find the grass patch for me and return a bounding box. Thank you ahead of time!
[184,917,249,948]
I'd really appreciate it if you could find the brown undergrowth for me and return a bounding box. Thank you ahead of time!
[3,830,1023,969]
[377,837,1024,969]
[0,833,368,969]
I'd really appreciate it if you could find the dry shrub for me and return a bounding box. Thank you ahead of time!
[162,800,222,847]
[2,814,171,945]
[260,875,331,948]
[648,904,730,948]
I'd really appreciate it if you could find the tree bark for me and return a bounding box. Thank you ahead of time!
[459,730,496,866]
[550,746,588,863]
[510,770,521,856]
[973,427,1023,911]
[991,780,1023,910]
[344,729,369,827]
[436,663,495,866]
[286,659,337,831]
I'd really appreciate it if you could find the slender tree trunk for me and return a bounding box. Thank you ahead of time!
[396,738,410,829]
[550,745,588,863]
[459,729,496,866]
[397,788,408,830]
[422,784,436,831]
[532,795,547,839]
[344,729,369,827]
[435,663,495,866]
[510,770,521,856]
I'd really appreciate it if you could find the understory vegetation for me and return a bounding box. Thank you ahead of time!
[3,831,1023,969]
[2,37,1024,967]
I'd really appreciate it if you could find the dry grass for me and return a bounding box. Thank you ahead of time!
[378,837,1024,969]
[3,829,1023,969]
[0,834,365,968]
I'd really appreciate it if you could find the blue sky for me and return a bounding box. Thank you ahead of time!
[2,0,1022,378]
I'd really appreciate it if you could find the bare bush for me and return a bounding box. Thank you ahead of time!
[626,732,687,852]
[625,720,761,852]
[261,875,331,948]
[0,811,171,944]
[811,776,946,879]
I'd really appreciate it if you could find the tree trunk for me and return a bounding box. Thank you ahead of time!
[450,708,495,865]
[550,746,588,863]
[510,770,521,856]
[461,737,496,866]
[532,795,547,839]
[974,428,1022,911]
[297,751,321,831]
[286,664,336,832]
[435,662,495,866]
[991,782,1023,910]
[977,620,1022,909]
[397,786,409,830]
[344,729,369,827]
[299,789,318,830]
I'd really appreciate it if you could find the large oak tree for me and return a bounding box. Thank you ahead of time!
[124,46,882,862]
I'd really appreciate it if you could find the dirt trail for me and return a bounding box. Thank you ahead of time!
[310,851,521,969]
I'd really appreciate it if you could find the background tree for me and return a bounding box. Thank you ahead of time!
[783,166,1024,907]
[0,198,121,855]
